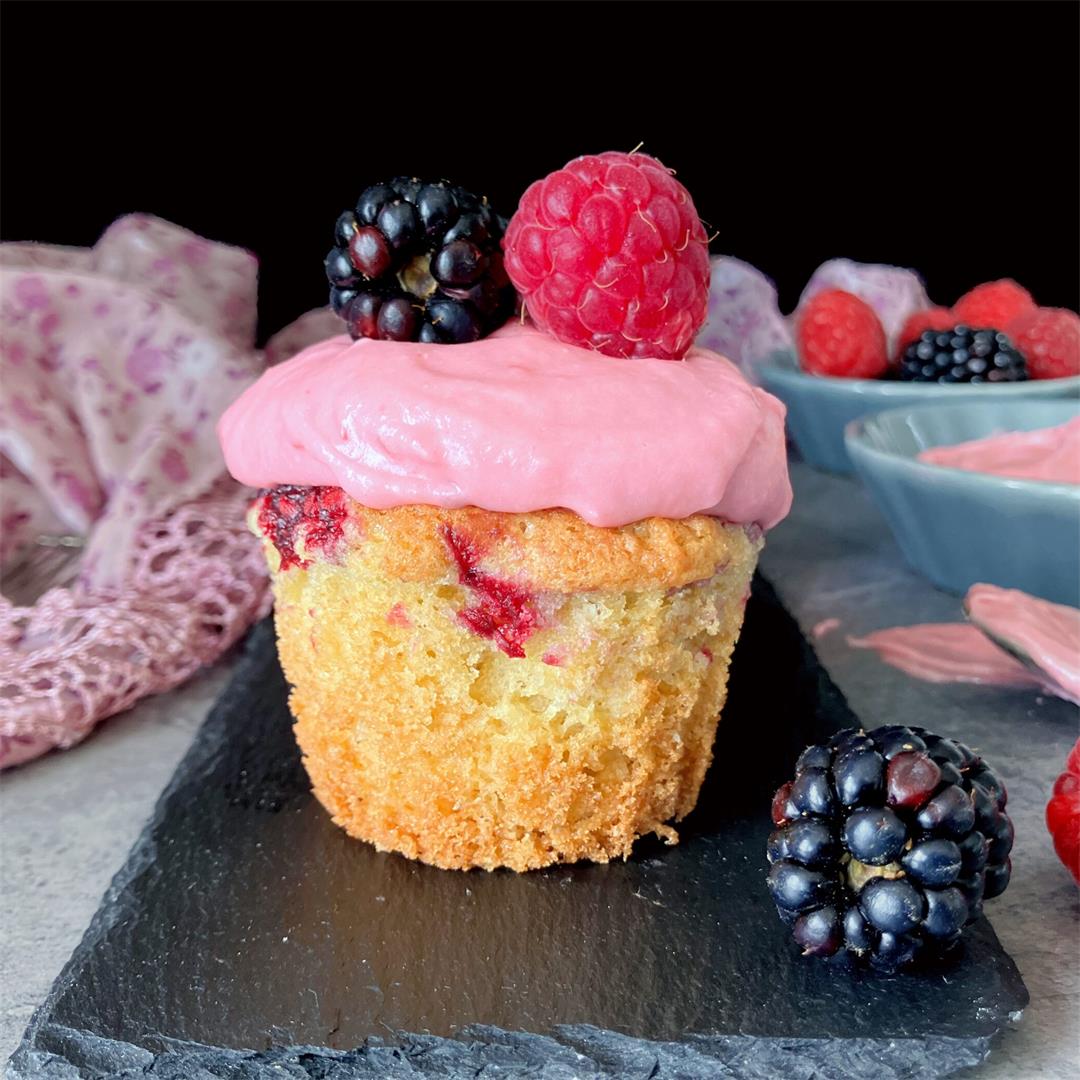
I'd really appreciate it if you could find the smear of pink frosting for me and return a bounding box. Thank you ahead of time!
[918,417,1080,486]
[848,624,1049,691]
[848,584,1080,705]
[965,584,1080,702]
[218,321,792,530]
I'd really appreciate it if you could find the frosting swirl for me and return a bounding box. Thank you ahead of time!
[918,417,1080,486]
[218,321,792,529]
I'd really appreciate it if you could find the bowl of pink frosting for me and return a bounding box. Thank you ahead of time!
[760,348,1080,475]
[845,401,1080,604]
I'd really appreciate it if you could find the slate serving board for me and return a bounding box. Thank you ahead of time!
[11,579,1028,1079]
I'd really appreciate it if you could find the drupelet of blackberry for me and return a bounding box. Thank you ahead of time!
[767,725,1013,973]
[896,326,1028,384]
[325,177,515,344]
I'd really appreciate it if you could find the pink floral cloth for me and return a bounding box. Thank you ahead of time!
[697,256,792,375]
[0,216,326,768]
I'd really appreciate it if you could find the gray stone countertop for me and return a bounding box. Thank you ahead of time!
[2,462,1078,1078]
[0,663,237,1072]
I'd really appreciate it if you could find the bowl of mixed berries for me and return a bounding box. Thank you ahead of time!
[760,279,1080,473]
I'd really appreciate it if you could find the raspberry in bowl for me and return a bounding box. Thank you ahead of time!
[219,157,793,871]
[757,272,1080,473]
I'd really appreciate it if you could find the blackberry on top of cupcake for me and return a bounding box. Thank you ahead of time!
[326,177,515,344]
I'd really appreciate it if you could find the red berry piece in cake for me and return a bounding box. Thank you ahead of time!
[1046,738,1080,883]
[440,526,541,658]
[386,603,411,628]
[766,724,1014,972]
[326,178,515,344]
[897,326,1028,383]
[952,279,1036,329]
[256,485,349,571]
[1007,307,1080,379]
[795,289,889,378]
[502,151,711,360]
[894,307,956,362]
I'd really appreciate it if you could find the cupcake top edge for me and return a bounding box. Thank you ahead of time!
[217,320,792,531]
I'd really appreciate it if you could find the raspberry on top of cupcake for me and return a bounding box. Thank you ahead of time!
[218,151,793,872]
[502,150,712,360]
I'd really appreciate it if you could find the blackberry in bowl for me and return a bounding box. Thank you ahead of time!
[896,326,1028,384]
[767,725,1013,972]
[326,177,515,344]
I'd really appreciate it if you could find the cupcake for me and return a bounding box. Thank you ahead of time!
[219,155,792,871]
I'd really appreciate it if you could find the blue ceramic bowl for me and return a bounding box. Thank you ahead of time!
[760,349,1080,474]
[845,400,1080,604]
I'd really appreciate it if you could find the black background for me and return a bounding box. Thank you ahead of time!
[2,2,1077,343]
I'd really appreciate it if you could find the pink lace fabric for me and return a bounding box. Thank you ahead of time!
[0,216,327,768]
[0,483,269,766]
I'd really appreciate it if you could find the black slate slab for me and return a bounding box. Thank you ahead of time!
[10,579,1028,1079]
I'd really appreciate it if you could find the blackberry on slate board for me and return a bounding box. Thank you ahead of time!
[326,178,515,344]
[897,326,1028,384]
[767,725,1013,972]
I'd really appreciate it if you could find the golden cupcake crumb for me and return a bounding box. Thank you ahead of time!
[254,495,761,871]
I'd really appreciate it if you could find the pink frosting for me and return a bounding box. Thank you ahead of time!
[965,584,1080,703]
[218,321,792,529]
[848,583,1080,705]
[918,417,1080,485]
[848,624,1049,692]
